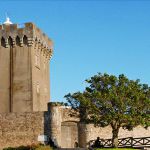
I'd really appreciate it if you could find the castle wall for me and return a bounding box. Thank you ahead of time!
[0,23,53,113]
[31,41,50,112]
[0,111,50,149]
[49,104,150,148]
[0,45,10,112]
[78,123,150,148]
[0,104,149,149]
[12,44,33,112]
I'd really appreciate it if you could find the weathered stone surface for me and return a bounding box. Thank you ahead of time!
[0,22,53,113]
[0,103,149,149]
[0,111,50,149]
[49,104,150,148]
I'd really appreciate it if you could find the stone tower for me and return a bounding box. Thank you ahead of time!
[0,22,53,112]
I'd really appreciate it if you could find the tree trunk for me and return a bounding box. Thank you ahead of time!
[112,127,119,148]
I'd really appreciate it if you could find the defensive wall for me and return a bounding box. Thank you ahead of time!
[0,102,149,149]
[0,111,50,149]
[0,22,53,113]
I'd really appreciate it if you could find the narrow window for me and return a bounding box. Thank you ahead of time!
[16,36,20,46]
[1,37,5,47]
[36,82,40,94]
[23,35,28,45]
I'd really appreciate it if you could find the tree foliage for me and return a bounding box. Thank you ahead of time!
[65,73,150,147]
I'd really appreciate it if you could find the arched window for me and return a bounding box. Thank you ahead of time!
[1,37,5,47]
[16,36,20,46]
[23,35,28,45]
[8,37,13,47]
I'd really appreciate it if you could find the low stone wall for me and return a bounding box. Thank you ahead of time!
[0,111,50,149]
[78,123,150,147]
[0,104,149,149]
[48,104,150,148]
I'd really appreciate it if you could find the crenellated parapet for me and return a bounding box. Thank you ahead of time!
[0,22,53,59]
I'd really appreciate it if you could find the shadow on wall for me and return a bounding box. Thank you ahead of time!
[44,111,51,137]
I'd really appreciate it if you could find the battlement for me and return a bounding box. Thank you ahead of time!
[0,22,53,59]
[0,22,52,113]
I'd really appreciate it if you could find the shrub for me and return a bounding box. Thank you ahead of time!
[35,146,53,150]
[3,145,53,150]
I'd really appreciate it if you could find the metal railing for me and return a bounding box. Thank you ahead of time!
[88,137,150,148]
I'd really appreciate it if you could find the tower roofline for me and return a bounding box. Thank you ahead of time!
[0,22,53,58]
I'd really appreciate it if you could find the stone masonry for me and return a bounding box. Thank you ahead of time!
[0,111,50,149]
[48,104,150,148]
[0,23,53,112]
[0,103,149,149]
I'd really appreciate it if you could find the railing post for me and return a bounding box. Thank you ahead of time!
[131,137,133,147]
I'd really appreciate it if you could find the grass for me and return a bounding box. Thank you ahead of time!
[35,145,53,150]
[95,148,140,150]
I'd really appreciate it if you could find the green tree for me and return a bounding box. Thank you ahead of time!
[65,73,150,148]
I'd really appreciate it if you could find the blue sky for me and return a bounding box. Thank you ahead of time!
[0,0,150,102]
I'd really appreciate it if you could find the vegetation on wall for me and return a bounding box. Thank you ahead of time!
[65,73,150,148]
[51,102,68,106]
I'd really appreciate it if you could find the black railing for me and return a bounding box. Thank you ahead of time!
[88,137,150,148]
